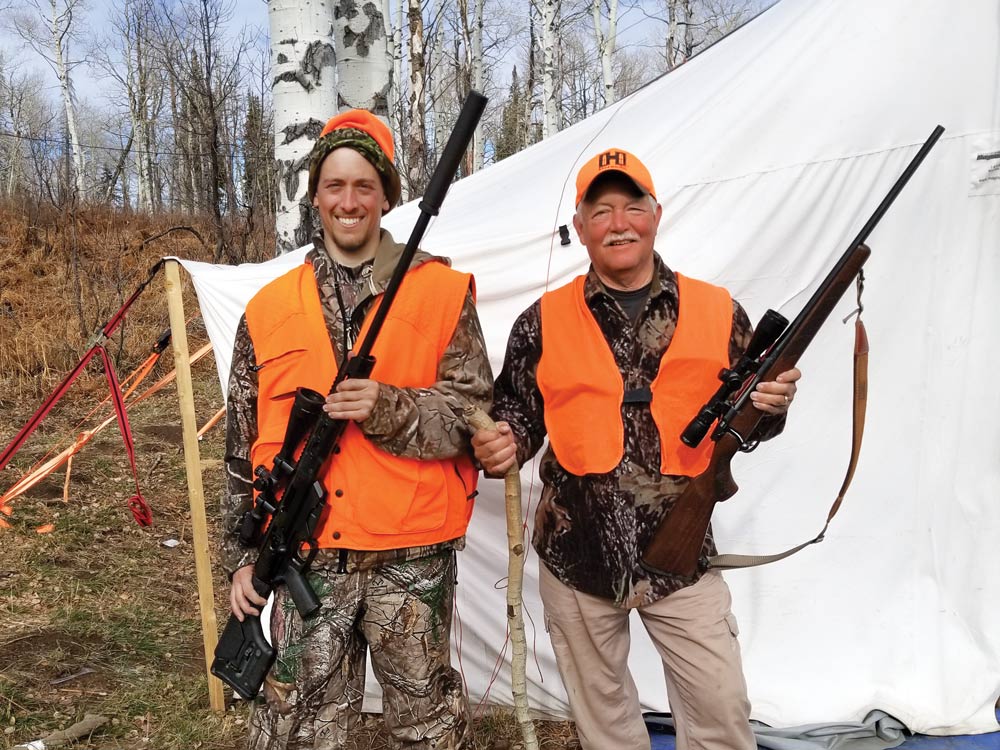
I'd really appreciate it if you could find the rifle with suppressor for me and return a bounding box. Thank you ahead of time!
[211,92,488,700]
[640,125,945,579]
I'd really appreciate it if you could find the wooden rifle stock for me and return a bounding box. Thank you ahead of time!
[640,125,945,579]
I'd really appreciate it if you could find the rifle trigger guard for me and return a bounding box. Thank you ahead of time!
[715,424,751,448]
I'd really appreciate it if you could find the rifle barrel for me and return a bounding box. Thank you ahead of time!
[773,125,944,352]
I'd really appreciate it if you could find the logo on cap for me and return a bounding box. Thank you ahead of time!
[599,151,628,169]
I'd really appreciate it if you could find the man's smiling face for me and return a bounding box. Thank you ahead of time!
[573,173,662,290]
[313,147,390,264]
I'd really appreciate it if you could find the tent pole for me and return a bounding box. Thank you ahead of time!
[164,259,226,713]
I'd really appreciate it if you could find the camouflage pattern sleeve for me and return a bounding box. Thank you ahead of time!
[221,314,259,578]
[359,289,493,460]
[490,300,548,468]
[730,299,786,442]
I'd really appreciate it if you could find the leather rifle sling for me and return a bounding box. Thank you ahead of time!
[709,316,869,571]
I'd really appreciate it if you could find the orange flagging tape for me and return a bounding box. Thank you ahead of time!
[197,406,226,438]
[0,342,215,515]
[23,351,163,476]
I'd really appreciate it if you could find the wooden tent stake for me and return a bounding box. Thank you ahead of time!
[164,260,226,712]
[62,454,72,503]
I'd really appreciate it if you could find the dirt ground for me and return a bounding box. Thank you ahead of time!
[0,362,578,749]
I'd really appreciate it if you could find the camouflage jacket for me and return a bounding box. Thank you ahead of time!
[221,230,493,577]
[491,254,784,608]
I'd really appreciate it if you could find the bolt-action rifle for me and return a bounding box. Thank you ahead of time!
[641,125,944,579]
[211,92,488,700]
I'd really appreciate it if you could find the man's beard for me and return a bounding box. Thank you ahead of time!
[326,220,376,257]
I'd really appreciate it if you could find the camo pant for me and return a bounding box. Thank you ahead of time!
[247,551,472,749]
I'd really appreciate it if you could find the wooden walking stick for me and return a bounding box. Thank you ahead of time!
[464,406,539,750]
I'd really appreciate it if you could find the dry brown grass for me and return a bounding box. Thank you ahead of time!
[0,201,269,400]
[0,202,578,749]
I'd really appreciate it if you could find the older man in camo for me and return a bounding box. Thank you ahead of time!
[472,148,801,750]
[221,110,492,750]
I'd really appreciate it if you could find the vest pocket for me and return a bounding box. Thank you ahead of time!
[252,349,318,447]
[352,451,449,536]
[258,348,325,401]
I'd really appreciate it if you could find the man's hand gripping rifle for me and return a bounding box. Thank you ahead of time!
[641,125,945,580]
[211,92,488,700]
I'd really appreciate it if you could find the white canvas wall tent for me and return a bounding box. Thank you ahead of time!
[178,0,1000,735]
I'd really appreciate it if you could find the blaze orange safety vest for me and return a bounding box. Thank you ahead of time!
[537,272,732,477]
[244,260,478,551]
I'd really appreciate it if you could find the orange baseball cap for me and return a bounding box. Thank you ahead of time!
[575,148,656,206]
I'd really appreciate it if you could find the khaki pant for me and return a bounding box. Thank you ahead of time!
[539,563,755,750]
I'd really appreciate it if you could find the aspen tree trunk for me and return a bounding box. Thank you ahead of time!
[430,23,447,164]
[131,108,151,212]
[405,0,427,195]
[120,1,156,213]
[50,0,86,201]
[535,0,561,138]
[223,98,239,217]
[457,0,484,170]
[2,76,19,196]
[269,0,337,255]
[523,11,537,148]
[665,0,691,70]
[333,0,391,115]
[5,134,18,196]
[135,21,155,212]
[470,0,483,169]
[463,407,539,750]
[137,117,155,211]
[381,0,404,145]
[592,0,618,105]
[187,124,198,213]
[683,0,695,59]
[384,0,406,197]
[168,76,182,211]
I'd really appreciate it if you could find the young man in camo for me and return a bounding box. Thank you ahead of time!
[472,148,801,750]
[222,110,492,750]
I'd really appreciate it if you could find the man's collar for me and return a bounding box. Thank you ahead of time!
[583,252,676,302]
[310,229,396,275]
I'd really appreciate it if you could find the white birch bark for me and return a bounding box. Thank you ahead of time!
[124,11,149,210]
[470,0,483,169]
[49,0,86,201]
[457,0,484,170]
[133,27,158,212]
[591,0,618,105]
[429,21,446,162]
[535,0,561,138]
[10,0,88,201]
[0,68,23,198]
[405,0,427,194]
[269,0,337,255]
[333,0,391,116]
[665,0,691,70]
[104,0,157,211]
[523,9,537,145]
[381,0,404,141]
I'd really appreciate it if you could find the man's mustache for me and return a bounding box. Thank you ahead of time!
[603,233,639,246]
